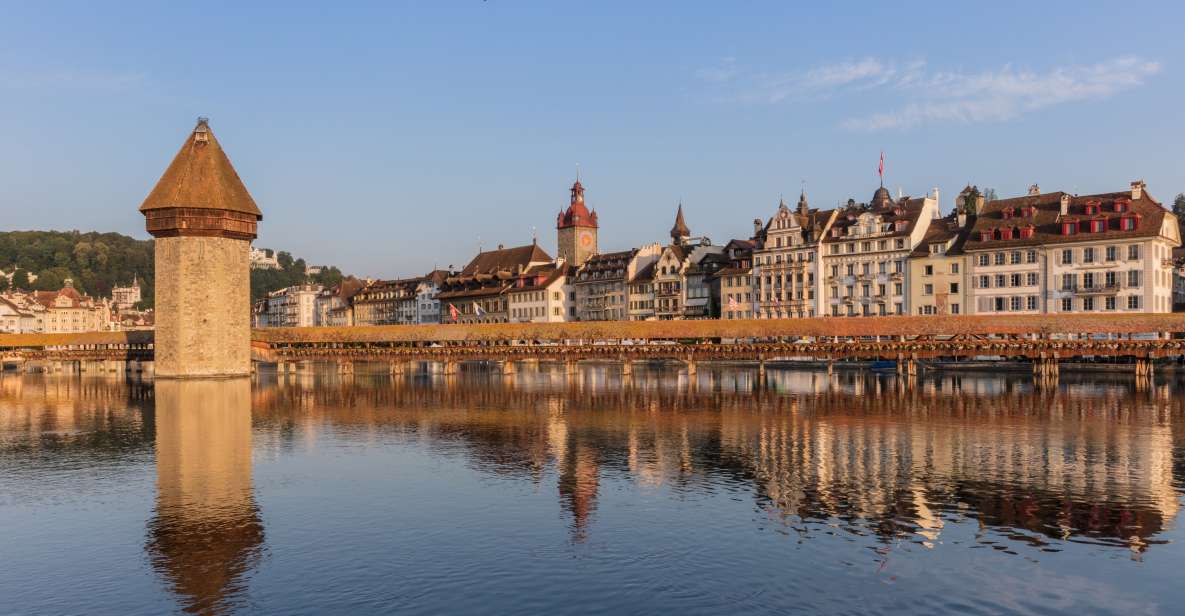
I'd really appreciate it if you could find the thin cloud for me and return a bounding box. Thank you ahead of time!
[697,55,1161,131]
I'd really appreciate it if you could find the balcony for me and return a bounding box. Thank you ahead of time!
[1061,282,1122,295]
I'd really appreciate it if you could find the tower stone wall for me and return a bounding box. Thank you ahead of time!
[154,236,251,378]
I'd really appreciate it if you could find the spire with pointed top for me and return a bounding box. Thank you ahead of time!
[670,203,691,243]
[797,189,809,215]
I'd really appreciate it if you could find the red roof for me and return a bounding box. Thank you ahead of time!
[557,180,599,229]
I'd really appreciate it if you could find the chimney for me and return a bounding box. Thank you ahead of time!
[1131,180,1146,200]
[753,218,762,238]
[974,193,985,215]
[1028,184,1040,196]
[1060,194,1071,216]
[957,211,967,229]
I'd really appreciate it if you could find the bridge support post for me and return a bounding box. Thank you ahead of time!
[338,361,354,375]
[620,360,632,378]
[442,360,458,376]
[826,360,834,376]
[501,360,516,376]
[686,359,697,377]
[565,360,578,377]
[389,361,405,376]
[756,360,766,382]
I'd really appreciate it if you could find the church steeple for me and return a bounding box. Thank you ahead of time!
[670,203,691,243]
[797,189,809,216]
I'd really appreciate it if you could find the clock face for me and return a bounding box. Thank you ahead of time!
[579,231,593,248]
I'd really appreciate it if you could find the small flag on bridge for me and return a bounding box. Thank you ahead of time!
[449,303,459,322]
[475,304,486,317]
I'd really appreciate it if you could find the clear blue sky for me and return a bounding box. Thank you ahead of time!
[2,1,1183,278]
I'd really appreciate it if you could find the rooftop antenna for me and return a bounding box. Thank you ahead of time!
[575,163,580,182]
[532,226,538,244]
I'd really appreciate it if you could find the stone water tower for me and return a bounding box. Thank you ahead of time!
[140,118,262,378]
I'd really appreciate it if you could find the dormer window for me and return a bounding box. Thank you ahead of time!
[1061,220,1077,235]
[894,220,908,231]
[1119,214,1140,231]
[1084,200,1101,216]
[1019,225,1036,239]
[893,207,904,216]
[979,230,992,242]
[1002,207,1015,219]
[1114,198,1131,213]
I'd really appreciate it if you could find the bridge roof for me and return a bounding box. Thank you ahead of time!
[139,118,262,218]
[251,313,1185,344]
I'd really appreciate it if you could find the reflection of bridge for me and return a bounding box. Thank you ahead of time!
[5,314,1185,377]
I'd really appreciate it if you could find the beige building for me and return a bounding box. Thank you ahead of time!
[436,243,554,323]
[24,280,112,333]
[751,193,838,319]
[965,181,1179,314]
[571,244,661,321]
[0,296,38,333]
[908,212,972,315]
[821,187,939,317]
[627,262,657,320]
[507,264,571,323]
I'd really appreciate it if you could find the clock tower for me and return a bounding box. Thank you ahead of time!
[556,179,599,267]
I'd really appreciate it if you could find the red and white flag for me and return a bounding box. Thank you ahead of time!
[878,151,885,180]
[448,303,459,322]
[728,296,739,311]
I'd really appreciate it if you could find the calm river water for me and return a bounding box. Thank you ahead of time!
[2,364,1185,614]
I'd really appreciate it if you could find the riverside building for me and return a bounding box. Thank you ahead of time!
[964,181,1180,314]
[821,187,939,317]
[751,193,838,319]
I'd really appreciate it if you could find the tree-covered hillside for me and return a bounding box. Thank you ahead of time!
[0,230,154,302]
[0,230,346,306]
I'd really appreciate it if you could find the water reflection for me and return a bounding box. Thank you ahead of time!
[146,379,263,614]
[3,366,1185,614]
[253,365,1184,556]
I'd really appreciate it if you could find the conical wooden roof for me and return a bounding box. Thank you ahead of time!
[140,119,262,218]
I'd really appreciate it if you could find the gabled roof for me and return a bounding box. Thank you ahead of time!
[460,243,552,276]
[508,263,566,294]
[140,118,262,218]
[629,261,657,284]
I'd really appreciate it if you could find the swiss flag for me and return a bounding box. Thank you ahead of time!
[449,303,459,322]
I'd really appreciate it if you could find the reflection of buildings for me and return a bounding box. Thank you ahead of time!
[248,370,1184,552]
[146,379,263,614]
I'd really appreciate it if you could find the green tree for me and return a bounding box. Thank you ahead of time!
[0,276,8,292]
[983,187,998,203]
[33,267,77,292]
[1173,193,1185,218]
[277,251,294,270]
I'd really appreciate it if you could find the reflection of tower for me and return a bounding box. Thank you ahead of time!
[146,379,263,614]
[558,446,600,544]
